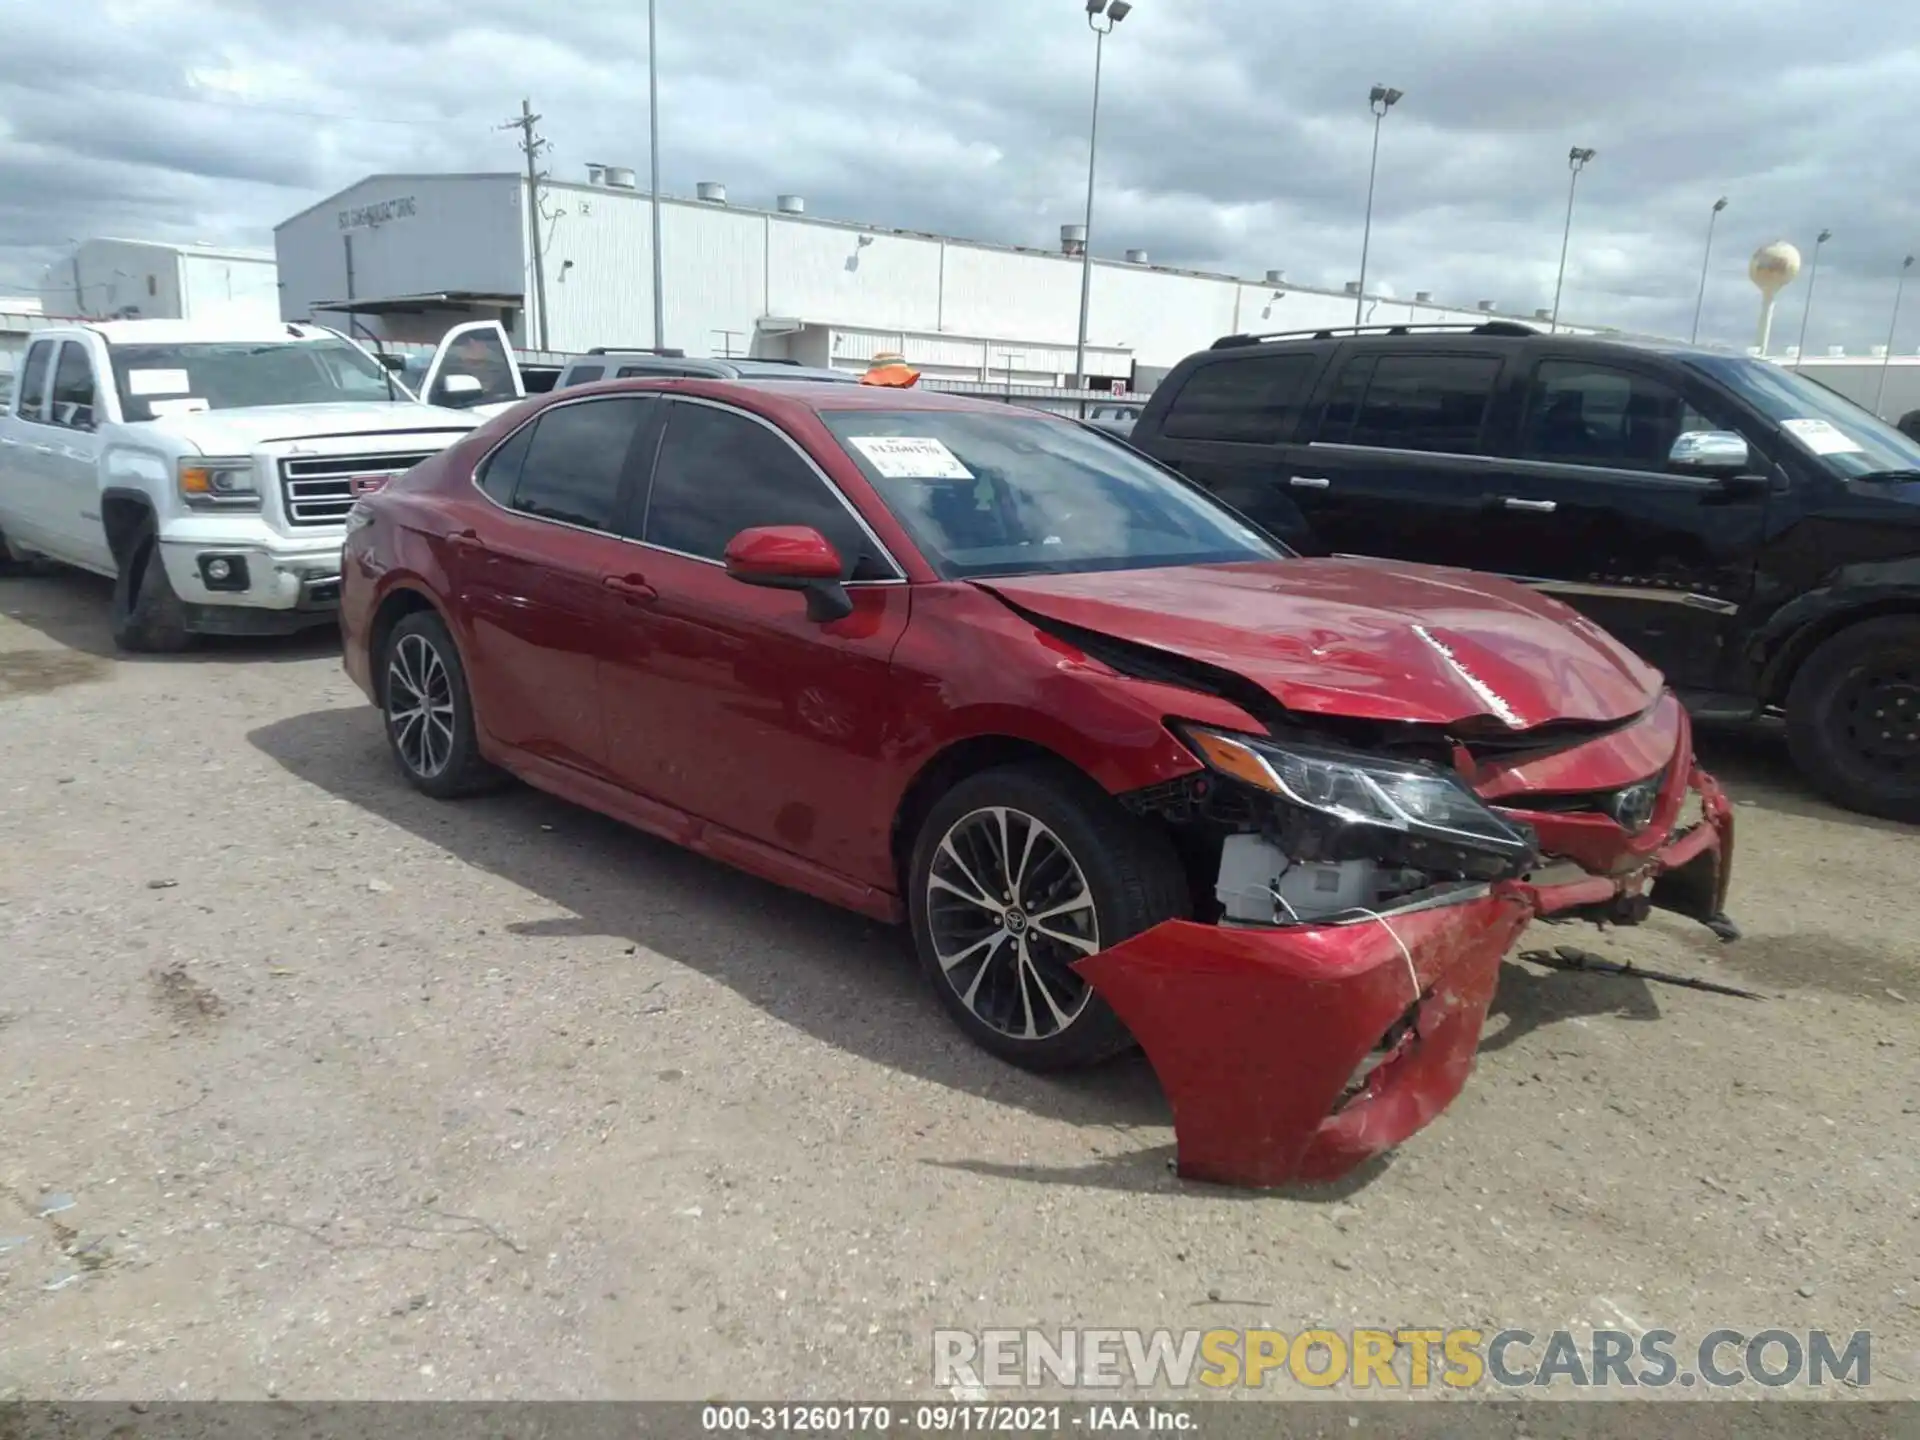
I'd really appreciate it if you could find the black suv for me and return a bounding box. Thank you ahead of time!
[1129,321,1920,822]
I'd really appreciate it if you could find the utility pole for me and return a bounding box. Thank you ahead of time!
[500,99,551,351]
[649,0,666,352]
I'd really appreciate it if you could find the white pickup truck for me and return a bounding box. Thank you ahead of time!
[0,317,525,651]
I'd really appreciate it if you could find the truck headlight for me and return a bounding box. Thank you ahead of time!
[178,457,259,509]
[1179,725,1534,865]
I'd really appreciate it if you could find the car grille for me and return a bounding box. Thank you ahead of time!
[279,453,437,527]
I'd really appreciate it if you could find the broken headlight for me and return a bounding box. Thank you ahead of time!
[1179,725,1534,867]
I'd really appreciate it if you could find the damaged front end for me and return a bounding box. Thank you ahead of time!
[1081,695,1735,1189]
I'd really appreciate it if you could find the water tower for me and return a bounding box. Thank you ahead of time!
[1749,241,1802,355]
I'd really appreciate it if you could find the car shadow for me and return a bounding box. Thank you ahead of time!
[0,567,341,664]
[245,705,1674,1200]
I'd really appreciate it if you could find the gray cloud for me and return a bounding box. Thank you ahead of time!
[1,0,1915,354]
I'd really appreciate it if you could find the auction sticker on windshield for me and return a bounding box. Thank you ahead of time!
[1781,417,1865,455]
[126,369,191,396]
[847,435,974,480]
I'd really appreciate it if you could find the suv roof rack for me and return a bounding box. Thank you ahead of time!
[586,346,688,357]
[1209,320,1537,349]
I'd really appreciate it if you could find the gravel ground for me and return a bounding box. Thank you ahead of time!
[0,568,1915,1403]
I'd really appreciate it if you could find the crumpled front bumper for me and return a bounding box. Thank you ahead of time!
[1075,757,1736,1189]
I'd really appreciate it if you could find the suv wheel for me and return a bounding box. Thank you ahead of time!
[1785,615,1920,823]
[380,610,504,798]
[907,762,1188,1071]
[109,527,194,653]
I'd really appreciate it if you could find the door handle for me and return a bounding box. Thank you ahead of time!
[446,529,486,552]
[1501,497,1557,513]
[1289,475,1332,489]
[603,574,658,604]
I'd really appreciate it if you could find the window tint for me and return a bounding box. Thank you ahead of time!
[1519,362,1717,470]
[51,342,97,429]
[1160,354,1318,443]
[644,401,883,578]
[1339,354,1502,453]
[509,398,651,530]
[476,419,537,505]
[15,341,53,422]
[565,364,605,387]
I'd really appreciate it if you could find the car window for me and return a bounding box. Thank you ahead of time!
[476,419,538,505]
[564,364,605,387]
[51,342,97,430]
[642,401,886,579]
[617,364,698,379]
[1690,355,1920,482]
[15,340,54,422]
[821,409,1283,580]
[1330,354,1502,453]
[1517,362,1718,471]
[508,397,652,531]
[1159,354,1317,444]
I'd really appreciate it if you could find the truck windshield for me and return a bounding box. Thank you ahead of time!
[1691,355,1920,481]
[108,338,409,421]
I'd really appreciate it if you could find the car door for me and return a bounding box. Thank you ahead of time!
[419,321,525,419]
[1464,355,1768,693]
[599,395,912,889]
[1139,349,1329,549]
[42,339,113,571]
[448,394,657,776]
[1,340,58,552]
[1288,347,1513,569]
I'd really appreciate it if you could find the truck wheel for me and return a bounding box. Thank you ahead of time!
[1785,615,1920,823]
[110,530,194,654]
[0,526,50,576]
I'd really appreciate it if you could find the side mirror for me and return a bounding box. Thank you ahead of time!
[438,373,486,404]
[1669,430,1750,473]
[723,525,853,623]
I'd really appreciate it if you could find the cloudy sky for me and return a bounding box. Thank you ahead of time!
[2,0,1916,351]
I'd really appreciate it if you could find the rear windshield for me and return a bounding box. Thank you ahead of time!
[821,408,1282,579]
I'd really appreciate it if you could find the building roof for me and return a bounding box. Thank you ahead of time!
[273,173,518,231]
[309,291,524,314]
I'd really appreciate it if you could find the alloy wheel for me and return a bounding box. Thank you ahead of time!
[386,632,457,779]
[925,806,1100,1041]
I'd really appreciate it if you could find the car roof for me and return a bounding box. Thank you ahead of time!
[1200,324,1747,365]
[558,375,1060,418]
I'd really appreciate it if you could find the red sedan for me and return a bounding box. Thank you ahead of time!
[340,378,1736,1188]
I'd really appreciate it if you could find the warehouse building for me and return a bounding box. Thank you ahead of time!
[35,238,279,327]
[273,169,1603,389]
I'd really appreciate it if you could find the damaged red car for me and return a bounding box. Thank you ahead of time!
[339,380,1737,1188]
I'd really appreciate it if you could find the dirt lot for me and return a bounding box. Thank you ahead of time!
[0,567,1915,1402]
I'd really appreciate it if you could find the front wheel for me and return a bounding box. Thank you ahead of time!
[380,610,505,799]
[110,530,193,653]
[1785,615,1920,823]
[907,762,1188,1071]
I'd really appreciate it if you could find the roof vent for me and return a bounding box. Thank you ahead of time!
[777,194,805,215]
[1477,299,1496,312]
[696,181,728,204]
[1414,290,1432,303]
[586,163,608,186]
[1827,344,1846,357]
[1125,248,1149,264]
[1060,224,1087,256]
[604,166,637,190]
[1344,280,1362,295]
[1534,308,1553,321]
[1265,269,1286,285]
[1871,344,1889,358]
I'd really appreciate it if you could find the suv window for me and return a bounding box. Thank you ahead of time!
[642,401,885,578]
[1160,354,1317,444]
[1518,361,1717,470]
[51,342,97,429]
[617,363,699,379]
[1327,353,1502,453]
[563,364,605,387]
[509,397,652,531]
[15,340,54,422]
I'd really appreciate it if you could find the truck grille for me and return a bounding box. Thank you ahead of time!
[279,453,437,527]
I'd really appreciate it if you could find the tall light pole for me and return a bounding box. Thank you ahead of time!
[1690,196,1728,344]
[649,0,666,352]
[1354,84,1403,326]
[1876,254,1915,417]
[1793,227,1832,370]
[1073,0,1131,403]
[1549,146,1595,334]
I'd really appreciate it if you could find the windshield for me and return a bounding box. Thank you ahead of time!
[109,337,406,420]
[1690,355,1920,480]
[822,409,1283,579]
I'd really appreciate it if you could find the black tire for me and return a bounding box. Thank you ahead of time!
[1784,615,1920,823]
[0,526,56,577]
[379,609,505,799]
[907,761,1188,1071]
[110,529,194,653]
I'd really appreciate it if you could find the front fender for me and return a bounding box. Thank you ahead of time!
[1752,560,1920,700]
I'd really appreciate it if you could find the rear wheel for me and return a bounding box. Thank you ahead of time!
[1785,615,1920,823]
[907,762,1188,1071]
[380,609,504,799]
[109,528,193,653]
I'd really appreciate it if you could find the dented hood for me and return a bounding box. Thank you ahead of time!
[978,558,1662,729]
